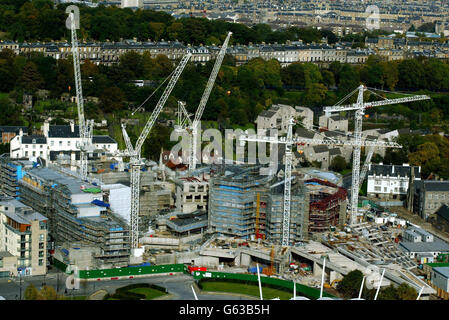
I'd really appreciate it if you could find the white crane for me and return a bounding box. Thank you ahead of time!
[239,119,401,246]
[323,85,430,226]
[188,32,232,171]
[69,12,94,181]
[121,53,191,250]
[359,145,375,186]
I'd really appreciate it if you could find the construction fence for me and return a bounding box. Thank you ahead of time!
[77,264,188,280]
[191,270,335,299]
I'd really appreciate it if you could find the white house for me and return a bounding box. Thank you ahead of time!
[367,163,421,200]
[10,121,118,163]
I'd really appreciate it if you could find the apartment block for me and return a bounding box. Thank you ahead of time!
[0,197,48,276]
[17,166,130,268]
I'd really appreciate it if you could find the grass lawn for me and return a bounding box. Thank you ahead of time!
[128,287,167,300]
[200,281,293,300]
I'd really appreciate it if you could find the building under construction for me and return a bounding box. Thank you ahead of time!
[305,178,347,233]
[208,165,310,245]
[15,166,130,268]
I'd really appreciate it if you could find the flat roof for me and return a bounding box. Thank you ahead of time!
[26,167,96,195]
[399,238,449,253]
[433,266,449,279]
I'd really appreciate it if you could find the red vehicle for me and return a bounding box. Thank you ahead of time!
[187,266,207,273]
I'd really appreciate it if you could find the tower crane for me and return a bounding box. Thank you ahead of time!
[323,85,430,225]
[69,12,94,181]
[121,53,191,251]
[188,32,232,171]
[359,145,375,186]
[239,119,401,246]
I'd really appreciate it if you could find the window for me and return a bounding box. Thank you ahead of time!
[25,151,28,156]
[67,141,71,146]
[59,141,62,146]
[50,141,54,147]
[39,234,44,241]
[39,242,44,249]
[38,259,43,266]
[38,251,44,258]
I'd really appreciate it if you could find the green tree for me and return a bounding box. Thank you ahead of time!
[337,269,364,298]
[396,283,417,300]
[38,285,58,300]
[24,283,39,300]
[19,61,43,93]
[329,155,347,172]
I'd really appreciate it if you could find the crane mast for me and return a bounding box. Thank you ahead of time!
[123,53,191,250]
[69,12,92,180]
[323,85,430,225]
[282,119,294,246]
[239,119,402,246]
[189,32,232,171]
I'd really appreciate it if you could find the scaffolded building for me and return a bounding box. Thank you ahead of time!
[17,167,130,268]
[305,178,347,233]
[208,165,310,244]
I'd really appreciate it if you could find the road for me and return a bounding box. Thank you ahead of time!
[0,272,254,300]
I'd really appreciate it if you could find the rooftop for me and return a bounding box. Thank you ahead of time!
[399,238,449,253]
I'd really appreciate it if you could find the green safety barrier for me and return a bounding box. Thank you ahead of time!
[53,258,71,274]
[78,264,189,279]
[191,270,335,299]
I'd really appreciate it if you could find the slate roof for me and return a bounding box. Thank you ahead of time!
[0,126,28,134]
[313,145,329,153]
[296,127,315,139]
[22,135,46,144]
[417,181,449,192]
[92,136,117,144]
[47,125,80,138]
[329,148,341,156]
[259,110,277,118]
[368,164,420,178]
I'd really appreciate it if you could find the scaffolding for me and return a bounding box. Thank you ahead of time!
[306,179,347,233]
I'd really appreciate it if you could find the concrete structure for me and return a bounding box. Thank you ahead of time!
[0,197,48,276]
[175,176,208,213]
[121,0,143,8]
[305,179,347,232]
[208,165,310,244]
[165,210,208,237]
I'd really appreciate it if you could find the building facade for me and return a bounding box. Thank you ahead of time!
[0,197,48,276]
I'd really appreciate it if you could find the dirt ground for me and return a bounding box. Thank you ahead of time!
[387,206,449,243]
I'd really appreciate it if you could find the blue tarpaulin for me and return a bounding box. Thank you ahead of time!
[91,199,110,208]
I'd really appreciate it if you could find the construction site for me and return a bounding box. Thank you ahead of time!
[1,9,445,301]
